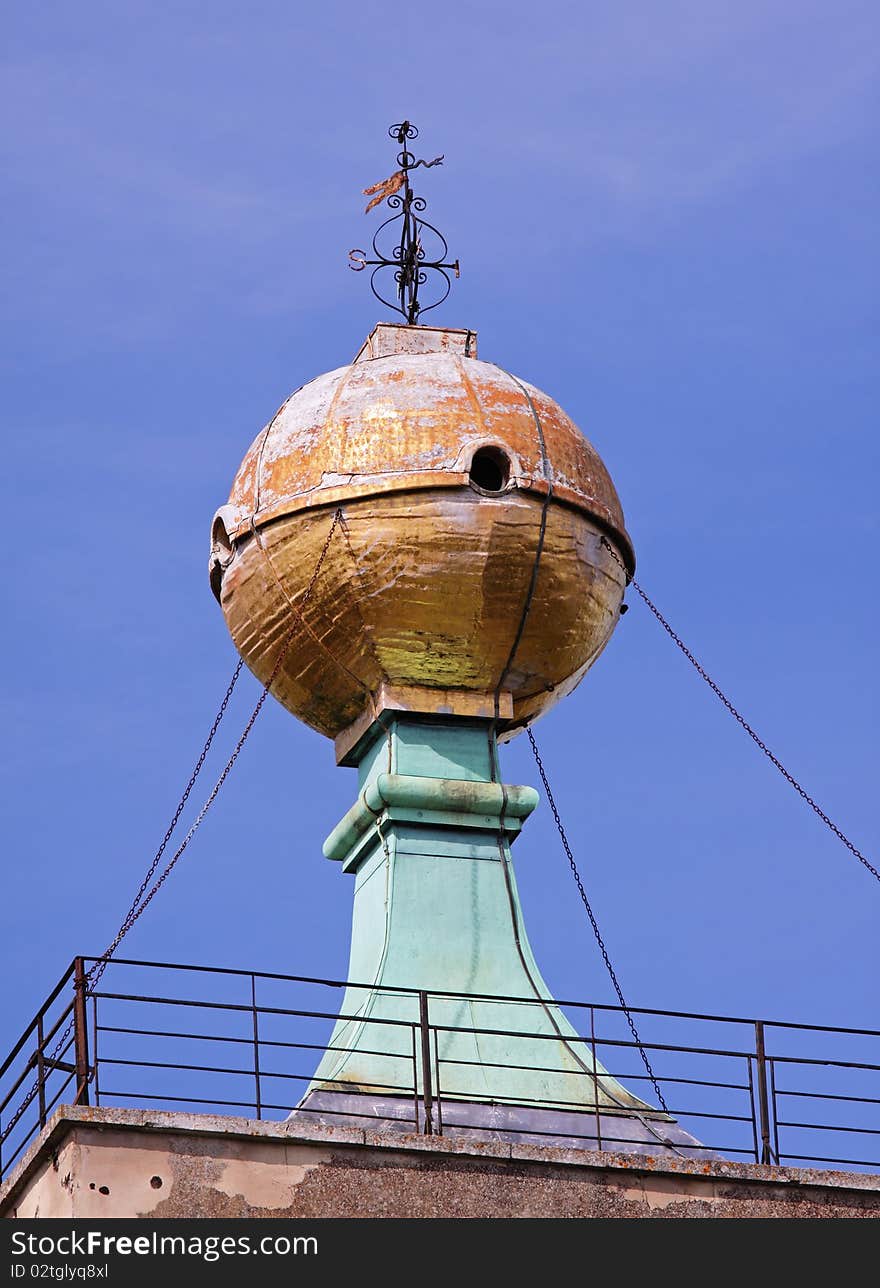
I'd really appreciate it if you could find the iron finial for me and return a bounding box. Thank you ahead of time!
[349,121,460,326]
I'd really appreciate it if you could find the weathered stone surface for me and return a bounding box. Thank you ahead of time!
[3,1107,879,1220]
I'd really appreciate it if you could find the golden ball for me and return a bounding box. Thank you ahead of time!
[210,327,633,751]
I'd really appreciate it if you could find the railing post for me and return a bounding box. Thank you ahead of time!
[432,1025,443,1136]
[73,958,91,1107]
[418,992,434,1136]
[770,1055,781,1164]
[590,1006,602,1152]
[410,1026,421,1132]
[91,994,101,1108]
[251,975,262,1121]
[754,1021,773,1164]
[36,1014,47,1128]
[746,1055,759,1163]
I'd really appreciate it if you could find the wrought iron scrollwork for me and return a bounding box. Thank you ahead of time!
[349,120,460,325]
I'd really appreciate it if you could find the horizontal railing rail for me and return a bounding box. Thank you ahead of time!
[2,955,878,1182]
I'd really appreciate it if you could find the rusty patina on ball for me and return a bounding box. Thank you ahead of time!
[210,326,634,750]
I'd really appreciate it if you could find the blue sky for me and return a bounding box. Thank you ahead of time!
[2,0,877,1066]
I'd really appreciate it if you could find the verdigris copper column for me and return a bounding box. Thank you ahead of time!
[299,712,680,1146]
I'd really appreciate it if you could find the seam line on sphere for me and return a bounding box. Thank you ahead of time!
[255,384,305,517]
[254,516,374,702]
[321,358,360,471]
[338,507,391,693]
[454,353,489,442]
[490,363,555,701]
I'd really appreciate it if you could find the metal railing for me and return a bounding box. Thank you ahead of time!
[2,956,879,1182]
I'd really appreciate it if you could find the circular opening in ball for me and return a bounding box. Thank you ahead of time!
[468,446,510,494]
[212,513,233,556]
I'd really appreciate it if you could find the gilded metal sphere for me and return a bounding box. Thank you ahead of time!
[210,326,633,750]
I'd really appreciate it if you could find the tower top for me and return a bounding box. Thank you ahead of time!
[349,121,460,325]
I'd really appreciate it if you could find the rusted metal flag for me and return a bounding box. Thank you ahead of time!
[363,170,405,213]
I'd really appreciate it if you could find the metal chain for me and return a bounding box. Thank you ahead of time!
[526,727,670,1113]
[1,509,343,1148]
[112,660,245,942]
[1,653,243,1149]
[91,506,344,984]
[600,536,879,885]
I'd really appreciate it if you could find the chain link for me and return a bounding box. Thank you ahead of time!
[526,727,670,1113]
[1,509,344,1150]
[601,537,878,885]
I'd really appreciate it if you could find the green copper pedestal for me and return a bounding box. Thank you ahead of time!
[294,715,704,1155]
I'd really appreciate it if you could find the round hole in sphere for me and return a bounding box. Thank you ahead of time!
[212,513,232,556]
[469,447,510,494]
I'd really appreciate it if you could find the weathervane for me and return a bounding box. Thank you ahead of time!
[349,121,460,325]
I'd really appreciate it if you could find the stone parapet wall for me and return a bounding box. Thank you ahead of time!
[3,1107,879,1220]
